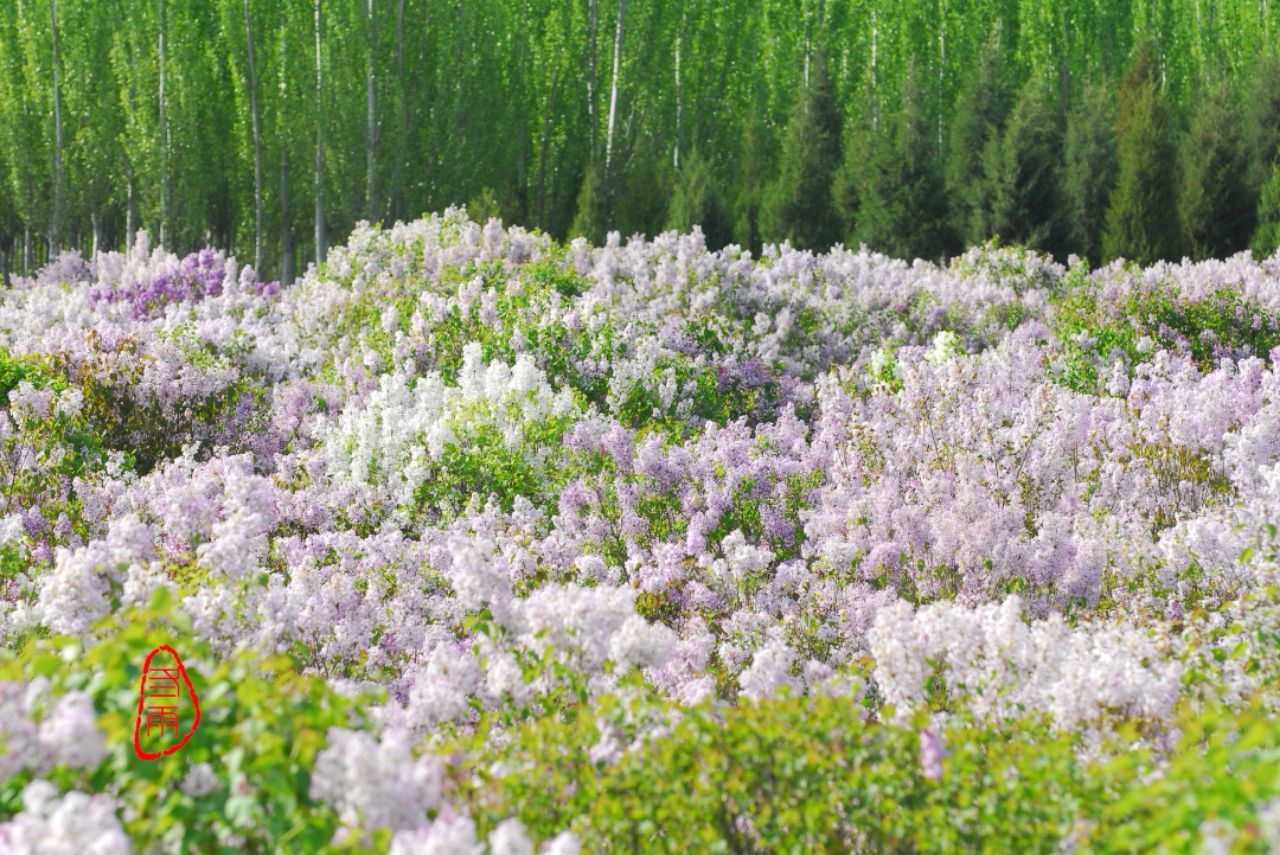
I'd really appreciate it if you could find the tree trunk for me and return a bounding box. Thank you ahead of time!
[281,150,294,286]
[803,0,812,89]
[393,0,406,222]
[314,0,327,265]
[515,0,529,202]
[243,0,264,274]
[587,0,598,160]
[673,22,681,170]
[364,0,379,222]
[23,226,31,276]
[280,12,294,285]
[537,67,559,228]
[158,0,170,248]
[91,212,103,260]
[604,0,626,174]
[938,0,946,148]
[126,171,138,247]
[50,0,64,254]
[870,8,878,98]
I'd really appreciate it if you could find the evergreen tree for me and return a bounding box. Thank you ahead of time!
[569,162,611,244]
[667,148,732,249]
[1254,162,1280,258]
[1063,82,1118,265]
[731,90,771,255]
[855,65,952,261]
[1102,47,1182,265]
[983,75,1067,256]
[1249,52,1280,186]
[759,50,842,250]
[945,27,1012,247]
[1249,53,1280,260]
[1180,81,1255,259]
[833,88,878,241]
[615,142,673,239]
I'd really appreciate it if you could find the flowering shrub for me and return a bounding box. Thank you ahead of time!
[1,212,1279,851]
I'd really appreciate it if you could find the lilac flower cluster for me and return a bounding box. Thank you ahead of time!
[2,211,1279,847]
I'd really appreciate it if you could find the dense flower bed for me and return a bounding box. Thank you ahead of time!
[2,211,1280,852]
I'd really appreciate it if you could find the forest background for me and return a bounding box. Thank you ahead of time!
[2,0,1280,284]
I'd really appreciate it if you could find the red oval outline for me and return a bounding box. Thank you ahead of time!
[132,644,201,761]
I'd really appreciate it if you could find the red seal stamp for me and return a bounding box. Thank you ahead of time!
[132,645,200,760]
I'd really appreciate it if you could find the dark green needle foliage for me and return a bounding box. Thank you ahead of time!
[983,74,1068,257]
[569,163,612,246]
[1250,54,1280,259]
[1103,47,1183,265]
[834,87,880,242]
[855,65,953,262]
[1063,82,1118,265]
[946,28,1013,248]
[1180,80,1255,260]
[760,51,843,251]
[1254,163,1280,258]
[1249,52,1280,187]
[667,148,733,250]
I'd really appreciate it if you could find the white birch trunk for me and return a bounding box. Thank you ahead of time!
[365,0,378,221]
[50,0,64,253]
[604,0,626,173]
[588,0,598,158]
[314,0,326,264]
[158,0,170,248]
[243,0,264,274]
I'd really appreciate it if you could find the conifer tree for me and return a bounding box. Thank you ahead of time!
[1254,162,1280,258]
[1102,47,1182,265]
[760,50,843,250]
[855,65,952,261]
[1063,82,1118,265]
[569,162,611,245]
[945,27,1011,247]
[614,142,672,238]
[731,92,772,255]
[1180,81,1255,259]
[1249,52,1280,187]
[834,88,878,242]
[983,75,1066,255]
[667,148,732,249]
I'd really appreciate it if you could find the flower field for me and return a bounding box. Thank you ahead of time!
[2,211,1280,852]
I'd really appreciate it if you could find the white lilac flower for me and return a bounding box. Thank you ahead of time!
[488,818,535,855]
[388,807,481,855]
[38,691,107,771]
[0,782,132,855]
[310,728,443,833]
[541,830,582,855]
[179,762,220,798]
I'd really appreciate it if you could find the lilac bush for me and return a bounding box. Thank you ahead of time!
[2,212,1280,851]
